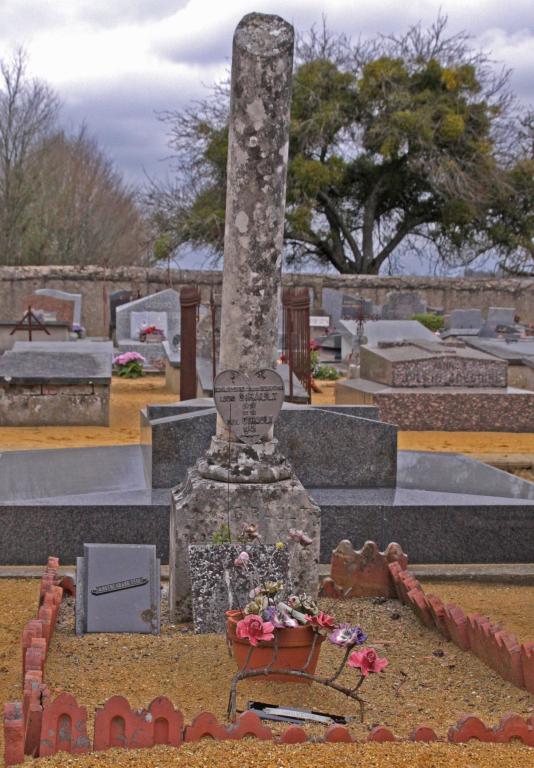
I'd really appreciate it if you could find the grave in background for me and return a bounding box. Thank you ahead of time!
[381,291,427,320]
[464,337,534,391]
[22,293,75,327]
[0,341,112,425]
[116,289,180,364]
[75,543,160,635]
[339,319,436,361]
[35,289,82,326]
[336,338,534,431]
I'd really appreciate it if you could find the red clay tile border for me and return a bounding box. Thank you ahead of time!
[387,562,534,696]
[4,556,534,766]
[320,539,534,697]
[321,540,408,599]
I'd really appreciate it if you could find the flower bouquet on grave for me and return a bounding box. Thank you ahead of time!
[139,324,165,343]
[71,323,86,339]
[113,351,146,378]
[225,526,389,722]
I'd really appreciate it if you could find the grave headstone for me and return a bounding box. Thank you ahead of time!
[381,291,427,320]
[169,13,321,623]
[116,289,180,342]
[23,294,75,327]
[116,289,180,364]
[35,289,82,325]
[189,543,289,633]
[445,309,484,331]
[487,307,517,329]
[76,543,160,635]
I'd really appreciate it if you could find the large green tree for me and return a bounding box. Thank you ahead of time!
[147,17,533,275]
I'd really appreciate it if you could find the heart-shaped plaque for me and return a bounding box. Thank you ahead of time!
[213,368,285,443]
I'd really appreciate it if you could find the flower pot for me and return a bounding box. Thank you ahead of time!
[226,610,324,683]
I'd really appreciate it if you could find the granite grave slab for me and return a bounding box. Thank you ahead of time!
[142,403,393,489]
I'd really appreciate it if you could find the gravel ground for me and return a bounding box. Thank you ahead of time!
[44,590,533,742]
[33,741,534,768]
[1,580,534,767]
[420,582,534,642]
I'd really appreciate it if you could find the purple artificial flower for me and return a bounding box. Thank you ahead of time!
[328,623,367,647]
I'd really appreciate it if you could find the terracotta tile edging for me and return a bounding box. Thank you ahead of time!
[3,557,534,766]
[387,563,534,695]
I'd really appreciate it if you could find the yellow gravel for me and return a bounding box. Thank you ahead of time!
[32,741,534,768]
[2,581,534,767]
[43,595,533,742]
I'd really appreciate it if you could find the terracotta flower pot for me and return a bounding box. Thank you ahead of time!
[226,610,324,683]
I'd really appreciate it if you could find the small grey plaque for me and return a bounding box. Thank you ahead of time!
[213,368,284,443]
[76,544,160,635]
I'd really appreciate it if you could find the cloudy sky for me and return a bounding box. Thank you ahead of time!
[2,0,533,190]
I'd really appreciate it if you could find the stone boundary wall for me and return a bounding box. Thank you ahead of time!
[1,266,533,336]
[4,557,534,765]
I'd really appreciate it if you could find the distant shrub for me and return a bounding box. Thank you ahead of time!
[314,364,341,381]
[411,313,444,332]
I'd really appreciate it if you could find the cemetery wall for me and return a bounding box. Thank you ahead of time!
[1,266,533,335]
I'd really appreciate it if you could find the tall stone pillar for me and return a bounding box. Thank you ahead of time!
[219,13,293,376]
[169,14,320,623]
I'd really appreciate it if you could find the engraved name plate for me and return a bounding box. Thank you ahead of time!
[213,368,284,443]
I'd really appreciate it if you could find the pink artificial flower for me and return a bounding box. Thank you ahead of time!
[236,614,275,647]
[288,528,313,547]
[234,551,250,568]
[304,611,336,631]
[348,647,388,676]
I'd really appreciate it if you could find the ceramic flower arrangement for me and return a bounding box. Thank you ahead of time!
[226,531,389,721]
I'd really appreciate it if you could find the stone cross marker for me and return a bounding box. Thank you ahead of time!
[169,13,321,624]
[213,368,284,443]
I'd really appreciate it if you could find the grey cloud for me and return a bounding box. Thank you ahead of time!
[59,73,201,185]
[74,0,190,28]
[152,18,234,66]
[2,1,66,38]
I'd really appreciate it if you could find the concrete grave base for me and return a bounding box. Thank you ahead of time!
[0,381,110,426]
[189,543,289,634]
[169,456,320,623]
